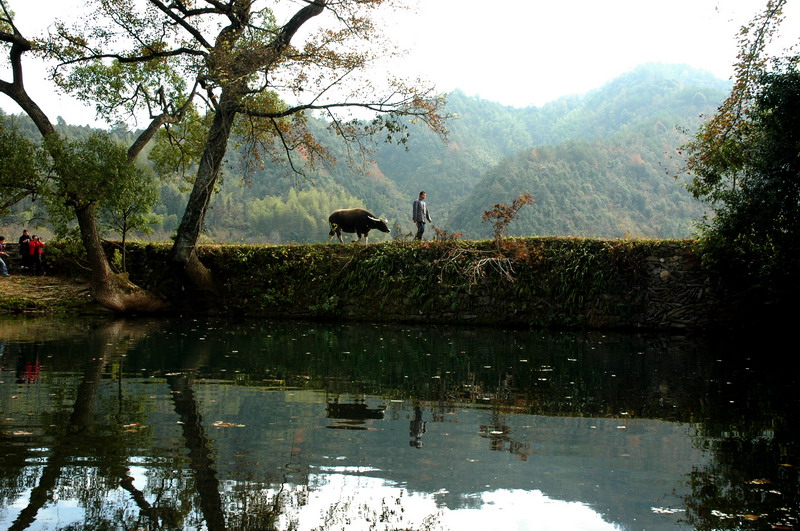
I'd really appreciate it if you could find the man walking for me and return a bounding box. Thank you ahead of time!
[412,191,432,240]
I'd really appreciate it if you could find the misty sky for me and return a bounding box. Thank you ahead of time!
[1,0,797,126]
[386,0,798,106]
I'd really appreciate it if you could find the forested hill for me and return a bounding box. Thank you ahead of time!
[377,63,730,239]
[1,63,730,243]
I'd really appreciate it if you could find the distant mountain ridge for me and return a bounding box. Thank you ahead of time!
[1,63,730,242]
[366,63,727,239]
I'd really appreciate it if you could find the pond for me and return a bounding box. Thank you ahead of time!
[0,316,797,530]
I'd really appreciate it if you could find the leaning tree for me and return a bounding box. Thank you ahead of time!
[1,0,446,310]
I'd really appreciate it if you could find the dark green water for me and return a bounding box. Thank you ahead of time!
[0,316,797,530]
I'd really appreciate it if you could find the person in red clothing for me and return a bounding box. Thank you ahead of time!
[29,235,44,275]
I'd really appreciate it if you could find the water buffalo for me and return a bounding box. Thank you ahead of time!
[328,208,390,244]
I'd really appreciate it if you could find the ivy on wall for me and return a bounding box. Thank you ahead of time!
[46,237,703,329]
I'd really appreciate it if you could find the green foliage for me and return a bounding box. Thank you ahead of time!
[685,58,800,305]
[148,108,213,181]
[379,64,728,227]
[450,133,705,239]
[0,119,160,252]
[110,248,124,273]
[41,237,90,277]
[97,161,161,271]
[42,132,155,235]
[0,118,47,215]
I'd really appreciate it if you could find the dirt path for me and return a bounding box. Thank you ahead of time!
[0,274,97,313]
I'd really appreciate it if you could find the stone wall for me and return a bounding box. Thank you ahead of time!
[115,238,722,331]
[640,242,720,329]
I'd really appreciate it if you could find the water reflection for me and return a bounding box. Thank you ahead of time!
[0,316,797,530]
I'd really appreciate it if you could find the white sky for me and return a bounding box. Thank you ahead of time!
[385,0,799,106]
[1,0,798,126]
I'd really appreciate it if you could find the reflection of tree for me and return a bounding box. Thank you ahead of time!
[129,320,710,425]
[167,373,226,531]
[2,319,184,530]
[8,321,125,530]
[683,422,800,529]
[165,330,303,530]
[682,336,800,530]
[7,316,784,529]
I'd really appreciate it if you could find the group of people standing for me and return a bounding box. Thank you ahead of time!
[0,230,45,277]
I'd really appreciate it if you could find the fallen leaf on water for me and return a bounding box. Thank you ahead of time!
[746,478,772,485]
[651,507,684,514]
[213,421,245,428]
[13,431,33,436]
[742,514,760,521]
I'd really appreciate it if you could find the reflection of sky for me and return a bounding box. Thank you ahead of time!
[9,494,84,529]
[195,389,704,519]
[287,475,620,531]
[191,388,701,529]
[3,476,620,530]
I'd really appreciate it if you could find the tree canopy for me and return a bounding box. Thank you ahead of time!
[681,0,800,317]
[0,119,44,215]
[684,59,800,302]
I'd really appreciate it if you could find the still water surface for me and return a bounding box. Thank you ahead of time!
[0,316,797,530]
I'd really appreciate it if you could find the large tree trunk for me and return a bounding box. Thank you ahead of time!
[75,203,169,313]
[166,93,239,295]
